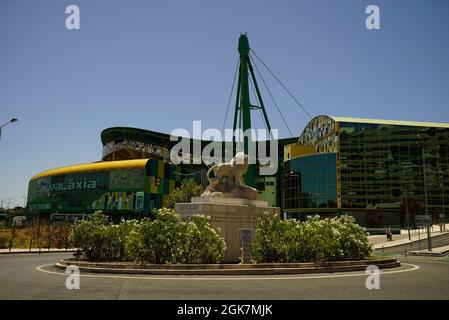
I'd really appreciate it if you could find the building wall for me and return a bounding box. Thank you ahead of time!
[284,115,449,226]
[27,159,180,218]
[284,153,337,217]
[338,122,449,213]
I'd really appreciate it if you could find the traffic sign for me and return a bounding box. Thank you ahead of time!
[239,229,255,241]
[415,215,432,227]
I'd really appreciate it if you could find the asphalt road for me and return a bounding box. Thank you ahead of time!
[0,253,448,300]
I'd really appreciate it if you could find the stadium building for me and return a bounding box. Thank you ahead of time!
[27,127,296,220]
[27,115,449,227]
[25,34,449,226]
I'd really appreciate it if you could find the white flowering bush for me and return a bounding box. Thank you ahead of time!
[251,212,372,263]
[72,209,226,263]
[126,209,226,264]
[71,211,138,261]
[175,215,226,264]
[125,208,180,264]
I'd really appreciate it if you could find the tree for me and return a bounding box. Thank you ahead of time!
[398,199,423,228]
[167,178,202,208]
[7,206,25,218]
[365,210,386,228]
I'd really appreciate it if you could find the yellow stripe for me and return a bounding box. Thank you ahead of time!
[31,159,148,180]
[158,161,164,177]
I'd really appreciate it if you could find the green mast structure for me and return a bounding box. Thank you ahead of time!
[232,33,273,187]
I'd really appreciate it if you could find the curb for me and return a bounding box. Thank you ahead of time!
[0,249,77,255]
[373,231,449,250]
[407,250,449,257]
[55,258,401,276]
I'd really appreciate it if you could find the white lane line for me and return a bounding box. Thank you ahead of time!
[35,263,420,281]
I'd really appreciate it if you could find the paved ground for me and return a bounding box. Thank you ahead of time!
[376,232,449,254]
[369,224,449,247]
[0,253,448,299]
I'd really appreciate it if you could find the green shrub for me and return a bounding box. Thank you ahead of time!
[336,215,372,260]
[167,178,202,209]
[71,211,138,261]
[176,215,226,264]
[72,209,226,264]
[125,208,180,264]
[251,213,372,263]
[126,208,226,264]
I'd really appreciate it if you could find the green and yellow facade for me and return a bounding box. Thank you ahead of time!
[28,159,181,220]
[27,127,295,220]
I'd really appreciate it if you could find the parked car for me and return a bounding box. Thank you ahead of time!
[12,216,27,227]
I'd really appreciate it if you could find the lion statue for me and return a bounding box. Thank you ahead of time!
[207,152,248,187]
[202,152,259,200]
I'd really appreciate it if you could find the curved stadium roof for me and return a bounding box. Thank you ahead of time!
[31,159,148,180]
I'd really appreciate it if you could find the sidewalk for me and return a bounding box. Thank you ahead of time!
[407,244,449,257]
[370,223,449,250]
[0,248,77,255]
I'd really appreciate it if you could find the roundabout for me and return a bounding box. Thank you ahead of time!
[1,253,448,299]
[37,259,418,281]
[52,257,401,276]
[0,253,449,300]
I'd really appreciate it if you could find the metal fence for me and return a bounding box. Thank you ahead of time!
[0,217,73,252]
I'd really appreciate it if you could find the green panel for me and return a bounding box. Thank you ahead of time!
[109,168,144,190]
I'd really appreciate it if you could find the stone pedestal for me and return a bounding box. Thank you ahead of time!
[175,196,280,263]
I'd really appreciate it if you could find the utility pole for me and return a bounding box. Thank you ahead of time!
[422,147,432,251]
[441,173,446,230]
[404,177,411,241]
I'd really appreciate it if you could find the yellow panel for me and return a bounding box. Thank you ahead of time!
[284,144,315,162]
[31,159,149,180]
[335,121,342,209]
[169,180,175,192]
[162,195,168,208]
[158,161,164,177]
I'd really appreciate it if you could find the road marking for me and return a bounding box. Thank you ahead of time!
[35,263,420,281]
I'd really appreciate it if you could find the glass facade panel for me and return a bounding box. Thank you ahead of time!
[339,122,449,213]
[286,115,449,226]
[284,153,338,210]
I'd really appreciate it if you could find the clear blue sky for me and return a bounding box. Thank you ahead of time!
[1,0,448,208]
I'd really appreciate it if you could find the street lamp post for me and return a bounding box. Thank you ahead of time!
[404,179,411,241]
[441,173,446,230]
[421,144,432,251]
[400,165,413,241]
[0,118,18,141]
